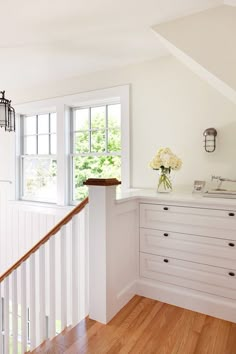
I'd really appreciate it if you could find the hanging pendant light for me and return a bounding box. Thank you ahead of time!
[0,91,15,132]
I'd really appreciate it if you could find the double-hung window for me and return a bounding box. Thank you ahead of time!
[17,85,129,205]
[71,103,121,201]
[20,113,57,203]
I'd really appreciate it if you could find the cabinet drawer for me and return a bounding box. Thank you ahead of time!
[140,203,236,240]
[140,253,236,300]
[140,228,236,269]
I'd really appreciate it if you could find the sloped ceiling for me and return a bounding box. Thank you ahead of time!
[153,5,236,103]
[0,0,222,95]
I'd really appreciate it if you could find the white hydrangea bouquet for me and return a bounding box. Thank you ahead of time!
[149,147,182,192]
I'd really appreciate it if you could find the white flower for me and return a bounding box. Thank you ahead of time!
[149,147,182,171]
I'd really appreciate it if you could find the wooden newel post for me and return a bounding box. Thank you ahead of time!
[84,178,121,324]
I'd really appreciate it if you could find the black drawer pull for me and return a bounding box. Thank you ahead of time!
[229,272,235,277]
[229,243,235,247]
[163,207,169,211]
[163,259,169,263]
[228,212,235,217]
[164,233,169,237]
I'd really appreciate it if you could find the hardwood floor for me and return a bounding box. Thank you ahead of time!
[32,296,236,354]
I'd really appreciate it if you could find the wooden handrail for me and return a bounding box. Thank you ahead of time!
[0,197,89,283]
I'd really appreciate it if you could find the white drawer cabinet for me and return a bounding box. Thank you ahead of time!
[140,203,236,240]
[140,253,236,300]
[139,202,236,308]
[140,228,236,269]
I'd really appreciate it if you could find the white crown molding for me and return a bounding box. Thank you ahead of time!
[224,0,236,6]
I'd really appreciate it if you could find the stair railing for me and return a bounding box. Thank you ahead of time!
[0,196,89,354]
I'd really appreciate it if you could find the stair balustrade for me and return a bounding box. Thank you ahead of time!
[0,197,88,354]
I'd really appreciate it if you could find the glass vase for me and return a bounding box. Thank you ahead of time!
[157,168,172,193]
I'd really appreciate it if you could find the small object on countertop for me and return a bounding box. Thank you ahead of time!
[149,147,182,193]
[193,180,206,193]
[204,190,236,199]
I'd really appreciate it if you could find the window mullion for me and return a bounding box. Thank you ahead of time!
[49,113,51,155]
[105,105,108,153]
[71,152,120,157]
[20,156,24,200]
[36,115,39,155]
[89,108,91,153]
[21,116,25,155]
[71,111,74,154]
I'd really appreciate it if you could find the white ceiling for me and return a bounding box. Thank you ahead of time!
[1,0,223,91]
[224,0,236,6]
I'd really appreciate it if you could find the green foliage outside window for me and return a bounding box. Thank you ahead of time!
[73,106,121,200]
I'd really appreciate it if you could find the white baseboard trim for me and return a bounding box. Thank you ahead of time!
[117,280,137,301]
[107,281,137,323]
[136,278,236,323]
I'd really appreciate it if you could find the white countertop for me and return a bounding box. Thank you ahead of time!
[116,188,236,210]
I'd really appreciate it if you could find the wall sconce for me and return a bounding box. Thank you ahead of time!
[203,128,217,153]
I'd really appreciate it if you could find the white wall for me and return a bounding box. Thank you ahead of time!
[153,5,236,104]
[0,130,15,183]
[154,5,236,91]
[5,55,236,191]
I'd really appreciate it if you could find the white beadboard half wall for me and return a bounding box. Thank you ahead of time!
[0,183,75,275]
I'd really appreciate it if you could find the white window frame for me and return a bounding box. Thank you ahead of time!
[15,85,130,206]
[70,102,122,203]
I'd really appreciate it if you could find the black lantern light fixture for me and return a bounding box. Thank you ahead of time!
[0,91,15,132]
[203,127,217,153]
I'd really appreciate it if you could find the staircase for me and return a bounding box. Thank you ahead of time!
[0,197,89,354]
[30,318,91,353]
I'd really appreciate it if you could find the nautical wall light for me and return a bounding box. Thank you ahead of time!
[203,128,217,153]
[0,91,15,132]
